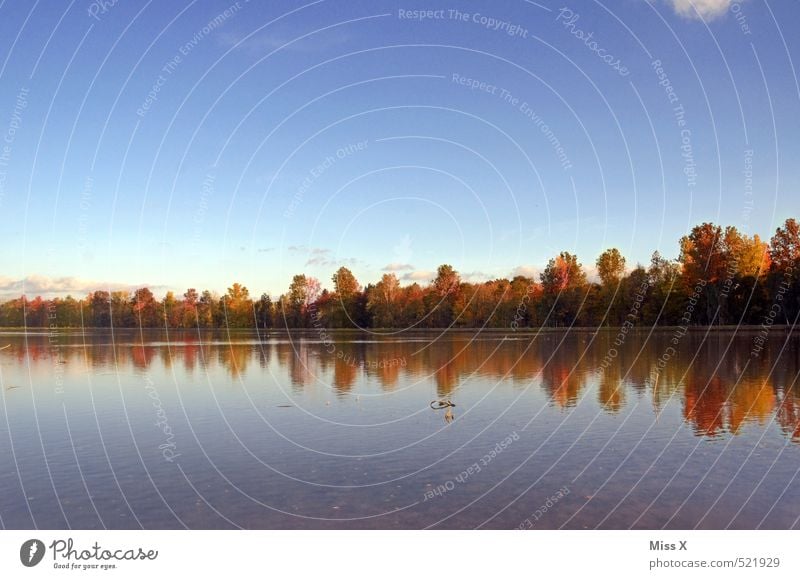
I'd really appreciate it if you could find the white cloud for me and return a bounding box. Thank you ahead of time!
[402,270,434,282]
[663,0,738,20]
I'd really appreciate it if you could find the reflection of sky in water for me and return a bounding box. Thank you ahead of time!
[0,330,799,529]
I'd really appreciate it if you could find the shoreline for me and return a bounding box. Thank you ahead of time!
[0,325,795,334]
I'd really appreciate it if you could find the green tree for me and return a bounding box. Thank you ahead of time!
[255,293,274,329]
[162,291,180,328]
[89,290,111,327]
[110,291,133,327]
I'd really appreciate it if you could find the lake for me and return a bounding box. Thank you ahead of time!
[1,328,799,529]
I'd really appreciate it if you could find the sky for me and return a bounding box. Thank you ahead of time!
[0,0,798,298]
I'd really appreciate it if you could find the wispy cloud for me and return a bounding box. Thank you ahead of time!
[382,262,414,271]
[287,246,362,269]
[217,27,350,55]
[392,234,413,265]
[287,245,330,255]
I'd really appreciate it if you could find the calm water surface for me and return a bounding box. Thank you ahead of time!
[1,329,799,529]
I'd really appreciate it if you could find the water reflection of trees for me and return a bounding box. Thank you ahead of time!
[5,330,800,442]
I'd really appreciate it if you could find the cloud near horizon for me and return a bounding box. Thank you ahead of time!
[461,271,492,283]
[511,265,538,279]
[0,275,165,299]
[401,270,434,282]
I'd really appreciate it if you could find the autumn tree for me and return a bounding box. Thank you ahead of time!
[540,252,587,326]
[367,273,400,328]
[595,248,627,325]
[770,218,800,272]
[767,218,800,322]
[541,252,586,292]
[596,248,626,287]
[222,283,252,328]
[181,288,199,328]
[2,218,799,330]
[679,223,729,324]
[280,275,320,327]
[429,264,461,326]
[330,267,362,327]
[197,290,217,328]
[131,287,160,327]
[679,222,726,282]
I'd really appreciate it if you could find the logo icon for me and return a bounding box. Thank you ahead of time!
[20,539,45,567]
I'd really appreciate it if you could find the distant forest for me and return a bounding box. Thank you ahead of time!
[2,219,799,330]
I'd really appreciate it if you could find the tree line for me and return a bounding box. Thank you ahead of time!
[2,219,798,330]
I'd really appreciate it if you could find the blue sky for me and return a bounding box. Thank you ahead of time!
[0,0,798,298]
